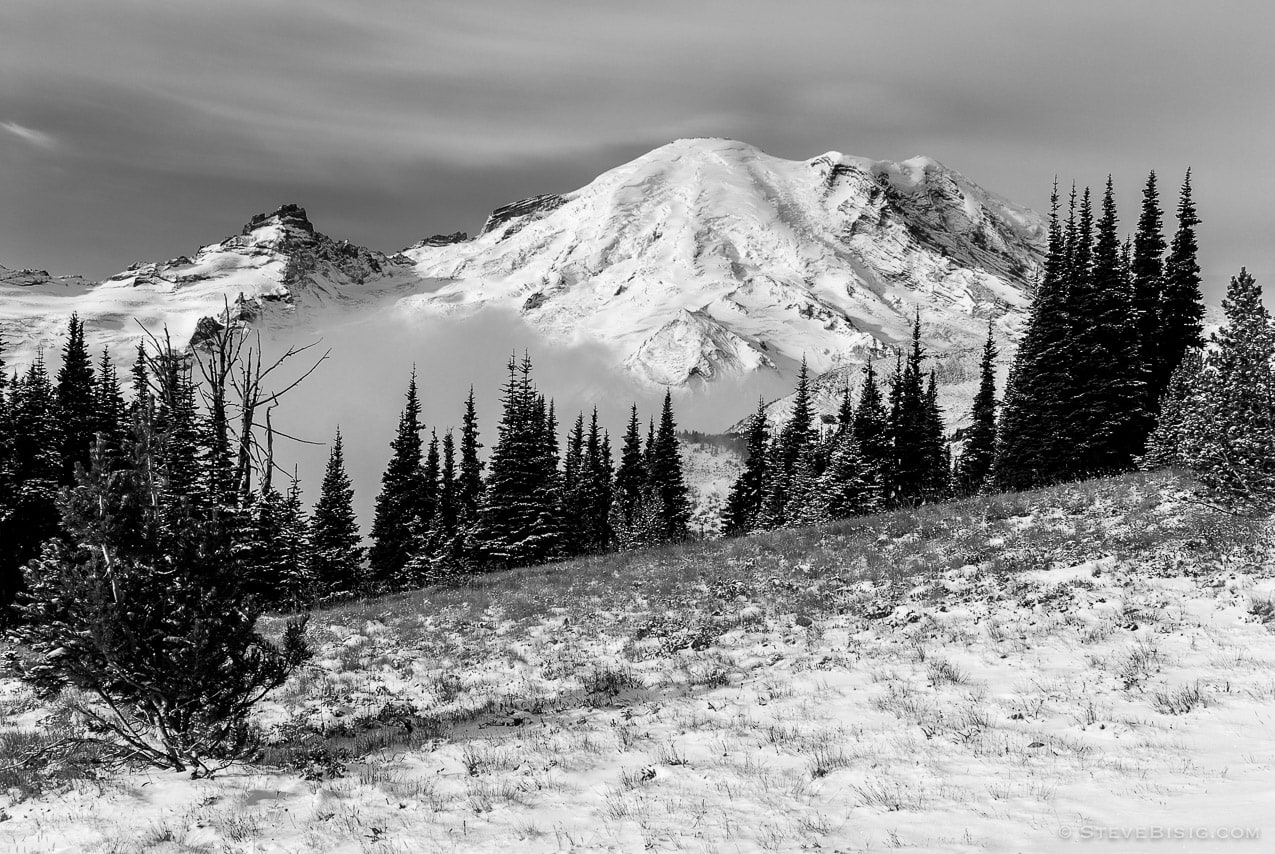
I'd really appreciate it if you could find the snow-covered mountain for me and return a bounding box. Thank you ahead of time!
[1,139,1045,429]
[400,138,1045,389]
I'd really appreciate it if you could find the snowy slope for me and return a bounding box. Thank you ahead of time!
[400,138,1046,388]
[0,205,423,368]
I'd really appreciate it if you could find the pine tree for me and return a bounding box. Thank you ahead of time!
[784,444,829,527]
[1071,177,1147,475]
[921,370,950,501]
[471,355,564,567]
[13,354,310,773]
[55,314,95,484]
[368,371,426,590]
[456,387,484,543]
[820,429,881,519]
[94,348,127,465]
[761,358,814,525]
[725,397,769,535]
[1158,169,1205,400]
[561,412,588,556]
[311,429,364,597]
[890,319,931,505]
[583,413,614,553]
[1142,349,1203,470]
[1131,171,1167,408]
[648,390,692,542]
[1174,270,1275,508]
[1,354,65,620]
[956,328,998,494]
[852,361,891,501]
[614,404,646,524]
[130,341,153,419]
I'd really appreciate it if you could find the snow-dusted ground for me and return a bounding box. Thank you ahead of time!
[4,471,1274,852]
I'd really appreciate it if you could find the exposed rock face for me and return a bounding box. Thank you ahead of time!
[242,203,314,236]
[413,231,469,248]
[479,194,566,237]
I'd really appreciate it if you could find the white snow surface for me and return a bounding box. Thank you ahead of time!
[2,139,1044,426]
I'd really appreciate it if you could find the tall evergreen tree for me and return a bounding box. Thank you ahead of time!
[55,313,95,484]
[1131,171,1167,405]
[457,387,484,527]
[311,429,364,597]
[471,355,564,567]
[583,411,614,553]
[890,319,932,505]
[1142,349,1203,470]
[956,328,998,494]
[368,371,426,589]
[561,412,588,554]
[648,390,692,541]
[1173,269,1275,507]
[614,404,647,523]
[852,361,891,500]
[820,429,880,520]
[761,358,814,525]
[1157,169,1204,398]
[94,348,128,464]
[725,397,769,535]
[921,370,950,501]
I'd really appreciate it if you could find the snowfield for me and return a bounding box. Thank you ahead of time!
[4,471,1274,852]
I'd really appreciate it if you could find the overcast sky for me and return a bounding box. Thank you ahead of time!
[2,0,1272,304]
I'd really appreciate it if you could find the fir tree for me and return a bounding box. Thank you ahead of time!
[1131,171,1167,407]
[311,429,364,597]
[1175,270,1275,508]
[761,358,814,525]
[1142,349,1203,470]
[94,348,128,465]
[471,355,564,567]
[584,414,614,553]
[820,429,880,519]
[1158,169,1204,399]
[648,390,692,542]
[784,444,829,527]
[457,387,484,531]
[921,370,950,501]
[55,313,95,484]
[890,319,932,505]
[561,412,588,555]
[1,354,66,620]
[724,397,769,535]
[368,371,426,590]
[956,328,998,495]
[852,361,891,500]
[614,404,647,524]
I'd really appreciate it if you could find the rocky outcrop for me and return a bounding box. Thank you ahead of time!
[479,194,566,238]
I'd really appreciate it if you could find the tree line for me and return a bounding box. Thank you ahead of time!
[722,169,1206,535]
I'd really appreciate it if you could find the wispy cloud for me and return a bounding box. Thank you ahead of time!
[2,121,58,151]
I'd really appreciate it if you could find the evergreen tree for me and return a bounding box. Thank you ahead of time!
[1174,270,1275,508]
[368,371,426,589]
[820,429,881,519]
[583,413,614,553]
[311,429,364,597]
[852,361,891,501]
[1157,169,1205,400]
[457,387,484,532]
[724,397,769,535]
[94,348,128,464]
[13,357,310,773]
[130,341,153,419]
[890,318,932,505]
[784,444,829,527]
[1071,177,1147,474]
[1,354,65,620]
[55,313,95,484]
[561,412,588,555]
[1131,171,1167,407]
[648,389,692,542]
[956,328,998,494]
[471,355,564,567]
[614,404,647,523]
[1142,349,1203,470]
[761,358,814,525]
[921,370,950,501]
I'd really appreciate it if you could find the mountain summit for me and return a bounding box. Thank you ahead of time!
[401,138,1045,385]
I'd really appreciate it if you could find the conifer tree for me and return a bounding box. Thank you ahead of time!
[1,354,67,619]
[415,429,461,580]
[583,412,614,553]
[820,429,880,519]
[1071,178,1147,474]
[921,370,950,501]
[55,314,95,484]
[852,361,891,500]
[784,444,829,527]
[956,328,998,494]
[561,412,588,554]
[1131,171,1167,406]
[648,389,692,542]
[1174,270,1275,508]
[725,397,769,535]
[457,387,484,529]
[1142,349,1203,470]
[890,319,931,505]
[614,405,647,523]
[130,341,153,419]
[471,355,564,567]
[368,371,426,589]
[1158,169,1204,399]
[94,348,127,465]
[761,358,814,525]
[311,429,364,597]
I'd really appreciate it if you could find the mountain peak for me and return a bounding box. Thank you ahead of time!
[241,203,314,237]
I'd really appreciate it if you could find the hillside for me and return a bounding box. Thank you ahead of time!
[4,471,1274,852]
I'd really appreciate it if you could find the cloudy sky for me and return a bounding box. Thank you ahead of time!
[2,0,1271,303]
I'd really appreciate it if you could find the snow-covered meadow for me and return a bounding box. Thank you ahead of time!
[3,471,1274,852]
